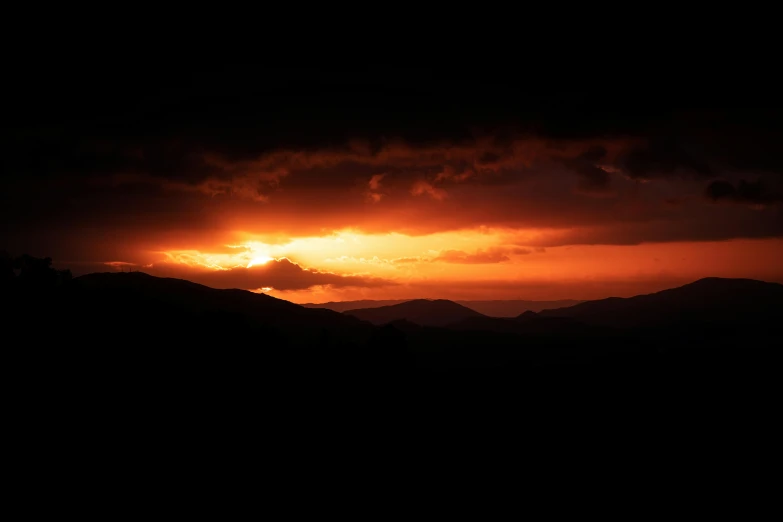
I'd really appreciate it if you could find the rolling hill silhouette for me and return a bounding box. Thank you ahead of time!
[537,277,783,328]
[455,299,583,317]
[55,272,377,353]
[303,298,583,316]
[72,271,365,329]
[302,299,411,312]
[7,260,783,444]
[8,265,783,379]
[344,299,486,327]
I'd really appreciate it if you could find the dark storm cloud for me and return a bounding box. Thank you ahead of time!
[3,63,783,258]
[706,179,783,205]
[5,65,782,191]
[515,209,783,247]
[574,164,612,194]
[563,146,613,194]
[579,146,609,163]
[620,138,713,180]
[3,66,522,185]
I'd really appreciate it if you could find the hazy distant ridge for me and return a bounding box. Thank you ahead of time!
[304,299,583,316]
[344,299,486,327]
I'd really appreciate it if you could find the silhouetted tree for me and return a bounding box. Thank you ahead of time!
[1,253,72,291]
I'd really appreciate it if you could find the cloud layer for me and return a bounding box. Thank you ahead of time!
[3,66,783,298]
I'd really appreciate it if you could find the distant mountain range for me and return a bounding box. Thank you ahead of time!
[59,273,783,335]
[344,299,486,327]
[8,271,783,384]
[303,298,583,316]
[333,277,783,331]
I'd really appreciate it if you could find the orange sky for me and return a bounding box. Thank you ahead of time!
[5,83,782,301]
[45,134,771,302]
[95,226,783,302]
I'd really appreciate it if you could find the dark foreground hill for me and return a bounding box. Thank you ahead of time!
[54,272,382,355]
[71,271,372,338]
[3,268,781,419]
[344,299,486,326]
[6,272,409,382]
[6,271,781,377]
[4,265,782,475]
[449,312,607,338]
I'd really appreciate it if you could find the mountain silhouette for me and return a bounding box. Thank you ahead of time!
[72,271,368,327]
[538,277,783,328]
[7,260,783,442]
[344,299,486,327]
[304,298,582,316]
[57,272,376,351]
[72,272,356,323]
[302,299,411,312]
[455,299,583,317]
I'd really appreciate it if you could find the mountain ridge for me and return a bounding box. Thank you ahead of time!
[344,298,486,327]
[538,277,783,328]
[68,271,374,342]
[303,298,583,316]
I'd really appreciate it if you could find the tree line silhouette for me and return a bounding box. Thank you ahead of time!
[1,252,72,290]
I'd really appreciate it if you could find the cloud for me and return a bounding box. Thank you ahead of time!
[706,179,783,206]
[368,174,385,191]
[104,261,139,269]
[46,134,639,204]
[435,164,474,183]
[434,248,511,264]
[431,246,545,263]
[620,139,712,181]
[366,173,385,202]
[5,74,783,261]
[411,180,447,200]
[91,132,780,214]
[148,257,395,291]
[391,256,425,264]
[563,146,613,195]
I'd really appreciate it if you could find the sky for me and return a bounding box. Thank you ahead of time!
[3,63,782,302]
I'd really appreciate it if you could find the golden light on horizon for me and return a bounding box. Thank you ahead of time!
[148,227,783,303]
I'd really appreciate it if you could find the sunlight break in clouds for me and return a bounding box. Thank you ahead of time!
[246,255,274,268]
[144,225,783,303]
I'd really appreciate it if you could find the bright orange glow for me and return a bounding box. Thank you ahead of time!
[145,228,783,302]
[11,86,783,308]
